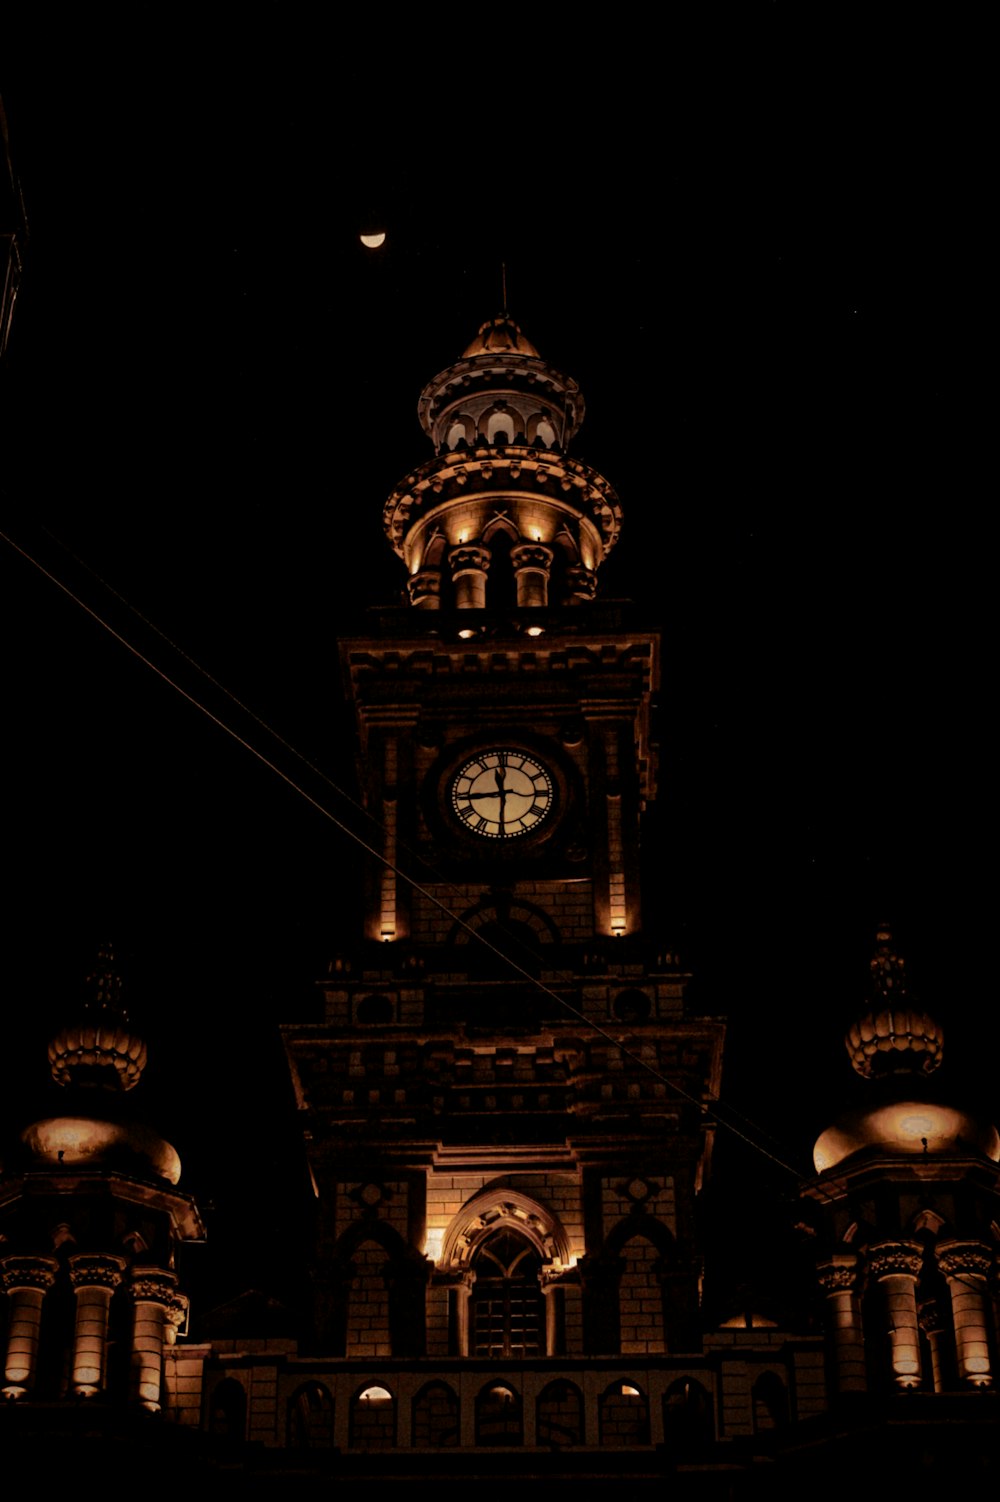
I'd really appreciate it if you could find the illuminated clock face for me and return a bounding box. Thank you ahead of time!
[450,750,554,839]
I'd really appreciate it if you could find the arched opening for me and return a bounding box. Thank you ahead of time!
[752,1371,789,1432]
[356,992,394,1024]
[537,1379,584,1446]
[475,1381,522,1446]
[471,1228,544,1358]
[599,1380,649,1446]
[210,1376,247,1438]
[663,1377,713,1450]
[288,1381,334,1448]
[412,1380,459,1447]
[350,1384,395,1448]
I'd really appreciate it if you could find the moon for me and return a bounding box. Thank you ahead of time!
[360,231,386,249]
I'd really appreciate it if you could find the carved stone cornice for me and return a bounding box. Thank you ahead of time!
[68,1253,128,1290]
[510,543,554,573]
[867,1240,924,1280]
[384,451,622,561]
[936,1240,994,1281]
[817,1254,859,1294]
[1,1254,59,1293]
[447,545,491,576]
[129,1269,178,1305]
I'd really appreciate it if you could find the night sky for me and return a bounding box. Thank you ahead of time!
[0,29,992,1311]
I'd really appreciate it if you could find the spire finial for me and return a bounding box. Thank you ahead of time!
[501,261,508,317]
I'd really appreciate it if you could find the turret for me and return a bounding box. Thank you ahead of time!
[804,927,1000,1395]
[382,315,622,613]
[0,946,204,1409]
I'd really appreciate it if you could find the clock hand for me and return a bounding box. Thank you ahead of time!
[494,765,508,823]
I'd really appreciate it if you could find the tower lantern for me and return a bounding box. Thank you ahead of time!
[383,314,622,612]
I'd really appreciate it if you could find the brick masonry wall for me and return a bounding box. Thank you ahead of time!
[345,1242,393,1358]
[619,1236,665,1355]
[601,1175,676,1239]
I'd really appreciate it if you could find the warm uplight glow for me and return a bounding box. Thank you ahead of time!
[458,627,476,639]
[360,232,386,248]
[424,1227,445,1262]
[525,625,544,637]
[380,928,395,942]
[813,1100,1000,1172]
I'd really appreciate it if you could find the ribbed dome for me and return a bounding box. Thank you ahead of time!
[47,944,147,1091]
[844,924,942,1079]
[462,315,540,359]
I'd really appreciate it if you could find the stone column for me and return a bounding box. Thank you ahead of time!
[448,544,490,610]
[937,1240,994,1388]
[918,1301,947,1393]
[128,1269,181,1411]
[563,564,597,605]
[540,1269,564,1356]
[452,1272,474,1357]
[1,1254,59,1398]
[511,543,554,608]
[68,1252,127,1397]
[867,1240,924,1390]
[407,568,441,609]
[817,1254,867,1392]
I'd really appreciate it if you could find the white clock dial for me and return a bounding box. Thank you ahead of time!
[451,750,554,839]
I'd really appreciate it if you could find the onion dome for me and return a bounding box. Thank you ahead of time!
[843,923,942,1078]
[47,943,147,1090]
[813,926,999,1172]
[26,944,182,1183]
[21,1116,182,1184]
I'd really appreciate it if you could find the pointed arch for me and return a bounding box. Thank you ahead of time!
[441,1186,571,1270]
[412,1380,459,1447]
[330,1219,428,1358]
[599,1379,649,1446]
[475,1381,522,1446]
[350,1383,396,1448]
[209,1376,247,1438]
[288,1381,334,1448]
[537,1378,584,1446]
[663,1377,713,1449]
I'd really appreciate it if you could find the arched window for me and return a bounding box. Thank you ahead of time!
[412,1380,459,1447]
[599,1380,649,1446]
[350,1384,395,1448]
[356,992,394,1024]
[486,409,515,445]
[209,1376,247,1438]
[475,1382,522,1446]
[288,1381,334,1448]
[471,1229,543,1358]
[663,1377,713,1449]
[537,1379,584,1446]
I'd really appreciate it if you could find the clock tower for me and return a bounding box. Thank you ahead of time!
[281,316,729,1455]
